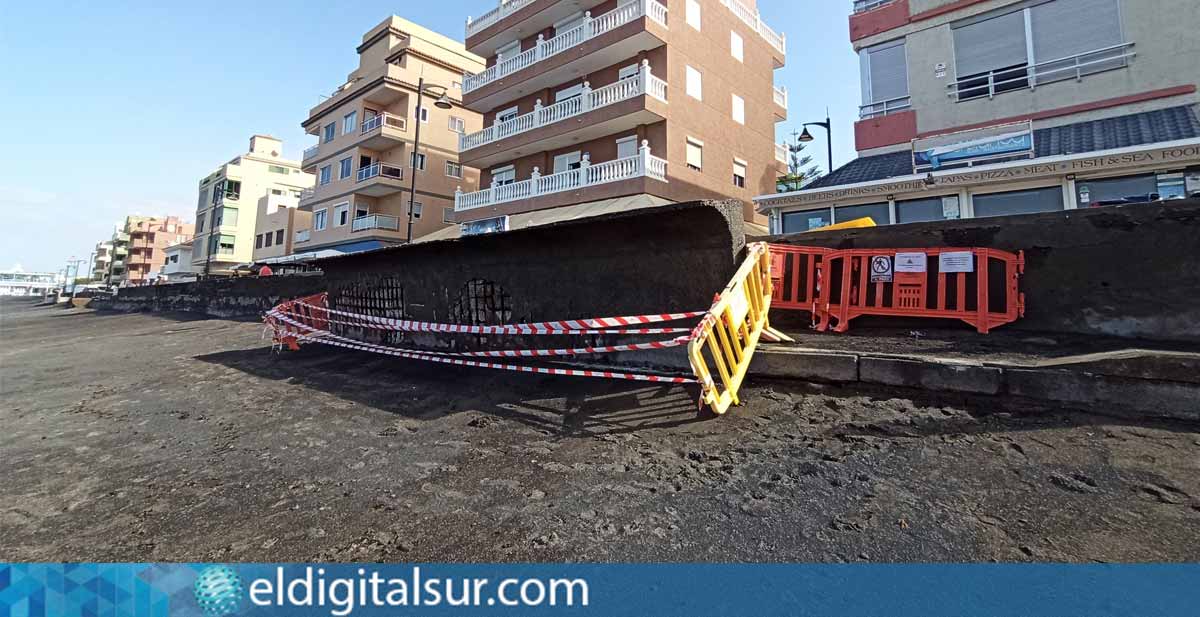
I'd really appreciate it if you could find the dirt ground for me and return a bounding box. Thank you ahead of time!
[2,297,1198,562]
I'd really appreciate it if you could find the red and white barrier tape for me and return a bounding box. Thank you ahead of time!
[266,307,692,336]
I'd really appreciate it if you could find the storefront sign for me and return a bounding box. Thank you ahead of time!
[939,251,974,273]
[895,252,927,273]
[461,216,509,237]
[914,131,1034,170]
[870,255,893,283]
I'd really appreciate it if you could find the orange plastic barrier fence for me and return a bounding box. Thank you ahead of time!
[768,244,1026,334]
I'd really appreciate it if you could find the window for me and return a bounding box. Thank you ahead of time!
[314,209,328,231]
[443,207,454,223]
[417,107,429,123]
[410,202,423,219]
[343,111,357,135]
[268,165,290,175]
[553,151,582,174]
[492,165,516,186]
[196,219,205,234]
[733,159,747,188]
[275,230,284,245]
[731,94,745,124]
[445,161,463,178]
[616,135,638,159]
[496,40,521,63]
[271,188,283,195]
[896,196,952,224]
[495,106,519,125]
[323,123,336,143]
[618,64,639,81]
[1076,174,1159,207]
[448,116,466,133]
[319,165,332,185]
[860,39,909,115]
[554,11,585,36]
[835,202,891,225]
[411,152,427,170]
[339,157,353,180]
[334,203,350,227]
[782,209,832,233]
[972,187,1064,218]
[686,66,702,100]
[686,0,701,30]
[214,206,238,228]
[255,234,263,249]
[264,232,273,247]
[686,137,703,171]
[556,83,584,103]
[731,31,744,62]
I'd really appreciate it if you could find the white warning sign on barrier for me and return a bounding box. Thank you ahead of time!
[870,255,893,283]
[939,251,975,273]
[895,252,927,273]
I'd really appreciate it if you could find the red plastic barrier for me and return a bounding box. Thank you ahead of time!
[768,245,833,319]
[813,248,1025,334]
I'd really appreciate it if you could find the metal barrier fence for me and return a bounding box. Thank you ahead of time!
[769,245,831,315]
[688,242,774,415]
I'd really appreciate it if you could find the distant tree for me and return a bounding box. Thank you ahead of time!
[776,137,824,192]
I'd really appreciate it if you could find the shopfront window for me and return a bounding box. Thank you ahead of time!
[896,196,956,224]
[972,186,1064,218]
[1076,174,1158,207]
[782,209,832,234]
[835,202,891,225]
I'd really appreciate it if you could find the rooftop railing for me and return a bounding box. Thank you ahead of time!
[719,0,785,55]
[465,0,538,38]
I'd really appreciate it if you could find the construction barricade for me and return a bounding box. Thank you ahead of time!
[687,242,775,415]
[769,244,831,316]
[814,247,1025,333]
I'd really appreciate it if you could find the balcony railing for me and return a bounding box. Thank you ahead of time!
[853,0,894,13]
[775,143,788,164]
[772,85,788,109]
[859,95,912,119]
[295,229,311,243]
[460,63,666,152]
[361,112,407,135]
[465,0,537,39]
[718,0,785,56]
[455,142,666,212]
[947,42,1135,102]
[462,0,668,94]
[351,214,401,232]
[299,187,315,202]
[303,145,319,160]
[357,162,405,182]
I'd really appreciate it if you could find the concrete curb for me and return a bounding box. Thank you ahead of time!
[751,346,1199,422]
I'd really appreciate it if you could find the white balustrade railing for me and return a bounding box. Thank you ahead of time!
[465,0,537,38]
[775,143,788,164]
[360,112,407,135]
[719,0,786,55]
[351,214,401,232]
[295,229,311,243]
[460,62,666,151]
[462,0,668,94]
[773,85,788,109]
[356,162,405,182]
[455,142,667,211]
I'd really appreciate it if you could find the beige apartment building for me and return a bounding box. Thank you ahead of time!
[757,0,1200,232]
[296,17,484,253]
[192,135,315,274]
[252,192,312,261]
[91,241,113,281]
[110,216,194,286]
[450,0,789,232]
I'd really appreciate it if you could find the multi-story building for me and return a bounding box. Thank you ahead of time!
[159,242,196,283]
[0,267,58,297]
[450,0,789,233]
[192,135,314,274]
[91,241,113,281]
[757,0,1200,232]
[252,192,311,262]
[113,216,194,286]
[296,17,484,252]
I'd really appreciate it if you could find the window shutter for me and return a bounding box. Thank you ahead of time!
[1030,0,1123,80]
[952,10,1028,78]
[863,41,908,103]
[686,139,703,169]
[733,160,747,177]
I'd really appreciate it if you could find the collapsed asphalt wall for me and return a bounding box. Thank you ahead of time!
[764,199,1200,342]
[91,274,327,320]
[316,200,747,369]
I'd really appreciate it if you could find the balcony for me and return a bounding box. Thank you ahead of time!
[775,143,788,165]
[299,187,316,204]
[455,143,666,212]
[462,0,668,107]
[947,43,1135,102]
[351,214,401,233]
[466,0,539,40]
[359,112,408,150]
[355,162,406,196]
[859,95,912,119]
[853,0,895,12]
[303,144,319,161]
[718,0,785,62]
[295,229,311,243]
[460,63,668,167]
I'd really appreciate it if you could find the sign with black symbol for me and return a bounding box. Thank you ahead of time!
[870,255,893,283]
[895,252,927,273]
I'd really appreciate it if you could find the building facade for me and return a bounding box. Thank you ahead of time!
[91,241,113,282]
[757,0,1200,232]
[0,267,58,297]
[296,16,484,252]
[252,192,312,262]
[159,243,196,283]
[192,135,314,274]
[112,216,194,286]
[452,0,789,231]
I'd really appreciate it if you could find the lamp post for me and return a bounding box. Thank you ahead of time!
[797,115,834,176]
[407,78,454,243]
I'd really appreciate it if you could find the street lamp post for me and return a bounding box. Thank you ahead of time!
[406,77,454,243]
[798,115,834,177]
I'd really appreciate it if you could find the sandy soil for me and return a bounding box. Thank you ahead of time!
[2,298,1198,562]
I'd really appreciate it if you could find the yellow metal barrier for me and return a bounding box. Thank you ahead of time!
[688,242,774,415]
[807,216,877,232]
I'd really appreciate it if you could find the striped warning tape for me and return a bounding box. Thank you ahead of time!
[266,307,693,336]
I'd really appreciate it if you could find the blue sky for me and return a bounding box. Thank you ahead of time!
[0,0,858,273]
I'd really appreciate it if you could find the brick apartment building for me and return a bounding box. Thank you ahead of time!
[111,216,194,286]
[757,0,1200,232]
[449,0,790,234]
